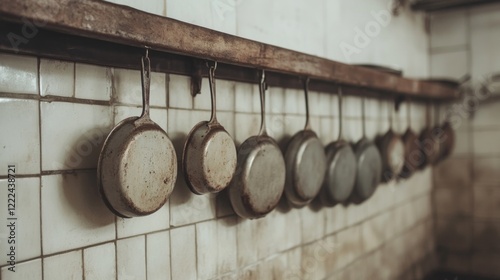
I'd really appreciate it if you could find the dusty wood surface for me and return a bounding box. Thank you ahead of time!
[0,0,458,100]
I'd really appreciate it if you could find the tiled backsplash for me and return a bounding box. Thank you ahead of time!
[430,2,500,279]
[0,0,441,280]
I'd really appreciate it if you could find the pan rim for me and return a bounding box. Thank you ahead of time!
[182,120,237,194]
[229,135,285,219]
[98,117,177,218]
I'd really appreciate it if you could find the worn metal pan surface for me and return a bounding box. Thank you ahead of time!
[182,62,237,195]
[400,101,421,179]
[350,97,382,204]
[377,100,405,182]
[284,78,327,207]
[229,70,286,219]
[320,87,356,206]
[438,119,455,161]
[418,103,440,168]
[98,53,177,218]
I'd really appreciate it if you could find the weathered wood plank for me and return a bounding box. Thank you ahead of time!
[0,0,458,99]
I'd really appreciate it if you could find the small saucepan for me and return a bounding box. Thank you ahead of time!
[284,78,327,207]
[229,70,286,219]
[320,87,357,206]
[98,52,177,218]
[182,62,237,194]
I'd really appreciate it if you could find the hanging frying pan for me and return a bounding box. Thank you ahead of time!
[377,99,405,182]
[438,116,455,161]
[182,62,237,194]
[284,78,327,207]
[320,87,356,206]
[98,52,177,218]
[418,102,440,169]
[350,97,382,204]
[229,70,286,219]
[400,100,421,179]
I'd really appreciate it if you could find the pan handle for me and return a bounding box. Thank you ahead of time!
[140,50,151,120]
[303,77,312,131]
[207,61,219,125]
[258,70,268,136]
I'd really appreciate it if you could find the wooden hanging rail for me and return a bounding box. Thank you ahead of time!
[0,0,458,100]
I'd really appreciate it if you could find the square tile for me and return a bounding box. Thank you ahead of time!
[75,63,112,101]
[335,225,364,270]
[325,205,347,234]
[196,220,218,279]
[268,86,285,114]
[39,58,74,97]
[1,258,42,280]
[210,0,238,34]
[433,187,472,218]
[168,74,193,109]
[193,77,211,111]
[429,9,467,49]
[41,173,115,254]
[84,242,116,280]
[0,53,38,94]
[473,221,500,253]
[169,176,216,227]
[473,186,500,219]
[43,250,82,280]
[470,4,500,79]
[0,98,40,175]
[113,68,167,107]
[215,79,235,112]
[236,218,258,267]
[430,50,468,80]
[474,157,500,184]
[435,218,472,252]
[300,206,325,244]
[471,252,500,278]
[147,231,171,280]
[114,105,168,132]
[41,102,112,171]
[170,225,197,280]
[234,83,259,113]
[117,236,146,280]
[0,178,40,265]
[284,88,302,115]
[117,202,169,238]
[433,156,471,188]
[216,217,237,275]
[234,113,260,144]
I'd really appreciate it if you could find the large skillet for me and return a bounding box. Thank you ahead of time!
[377,100,405,182]
[182,62,237,194]
[320,87,356,206]
[400,100,421,179]
[350,97,383,204]
[229,70,286,219]
[284,78,327,207]
[98,53,177,218]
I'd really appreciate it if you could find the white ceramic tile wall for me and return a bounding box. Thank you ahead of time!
[0,0,438,278]
[0,98,40,175]
[430,3,500,278]
[84,242,116,280]
[43,250,82,280]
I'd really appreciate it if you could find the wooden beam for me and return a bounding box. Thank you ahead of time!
[0,0,459,100]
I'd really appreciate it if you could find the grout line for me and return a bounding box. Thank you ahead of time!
[81,250,85,280]
[37,56,45,280]
[144,235,148,280]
